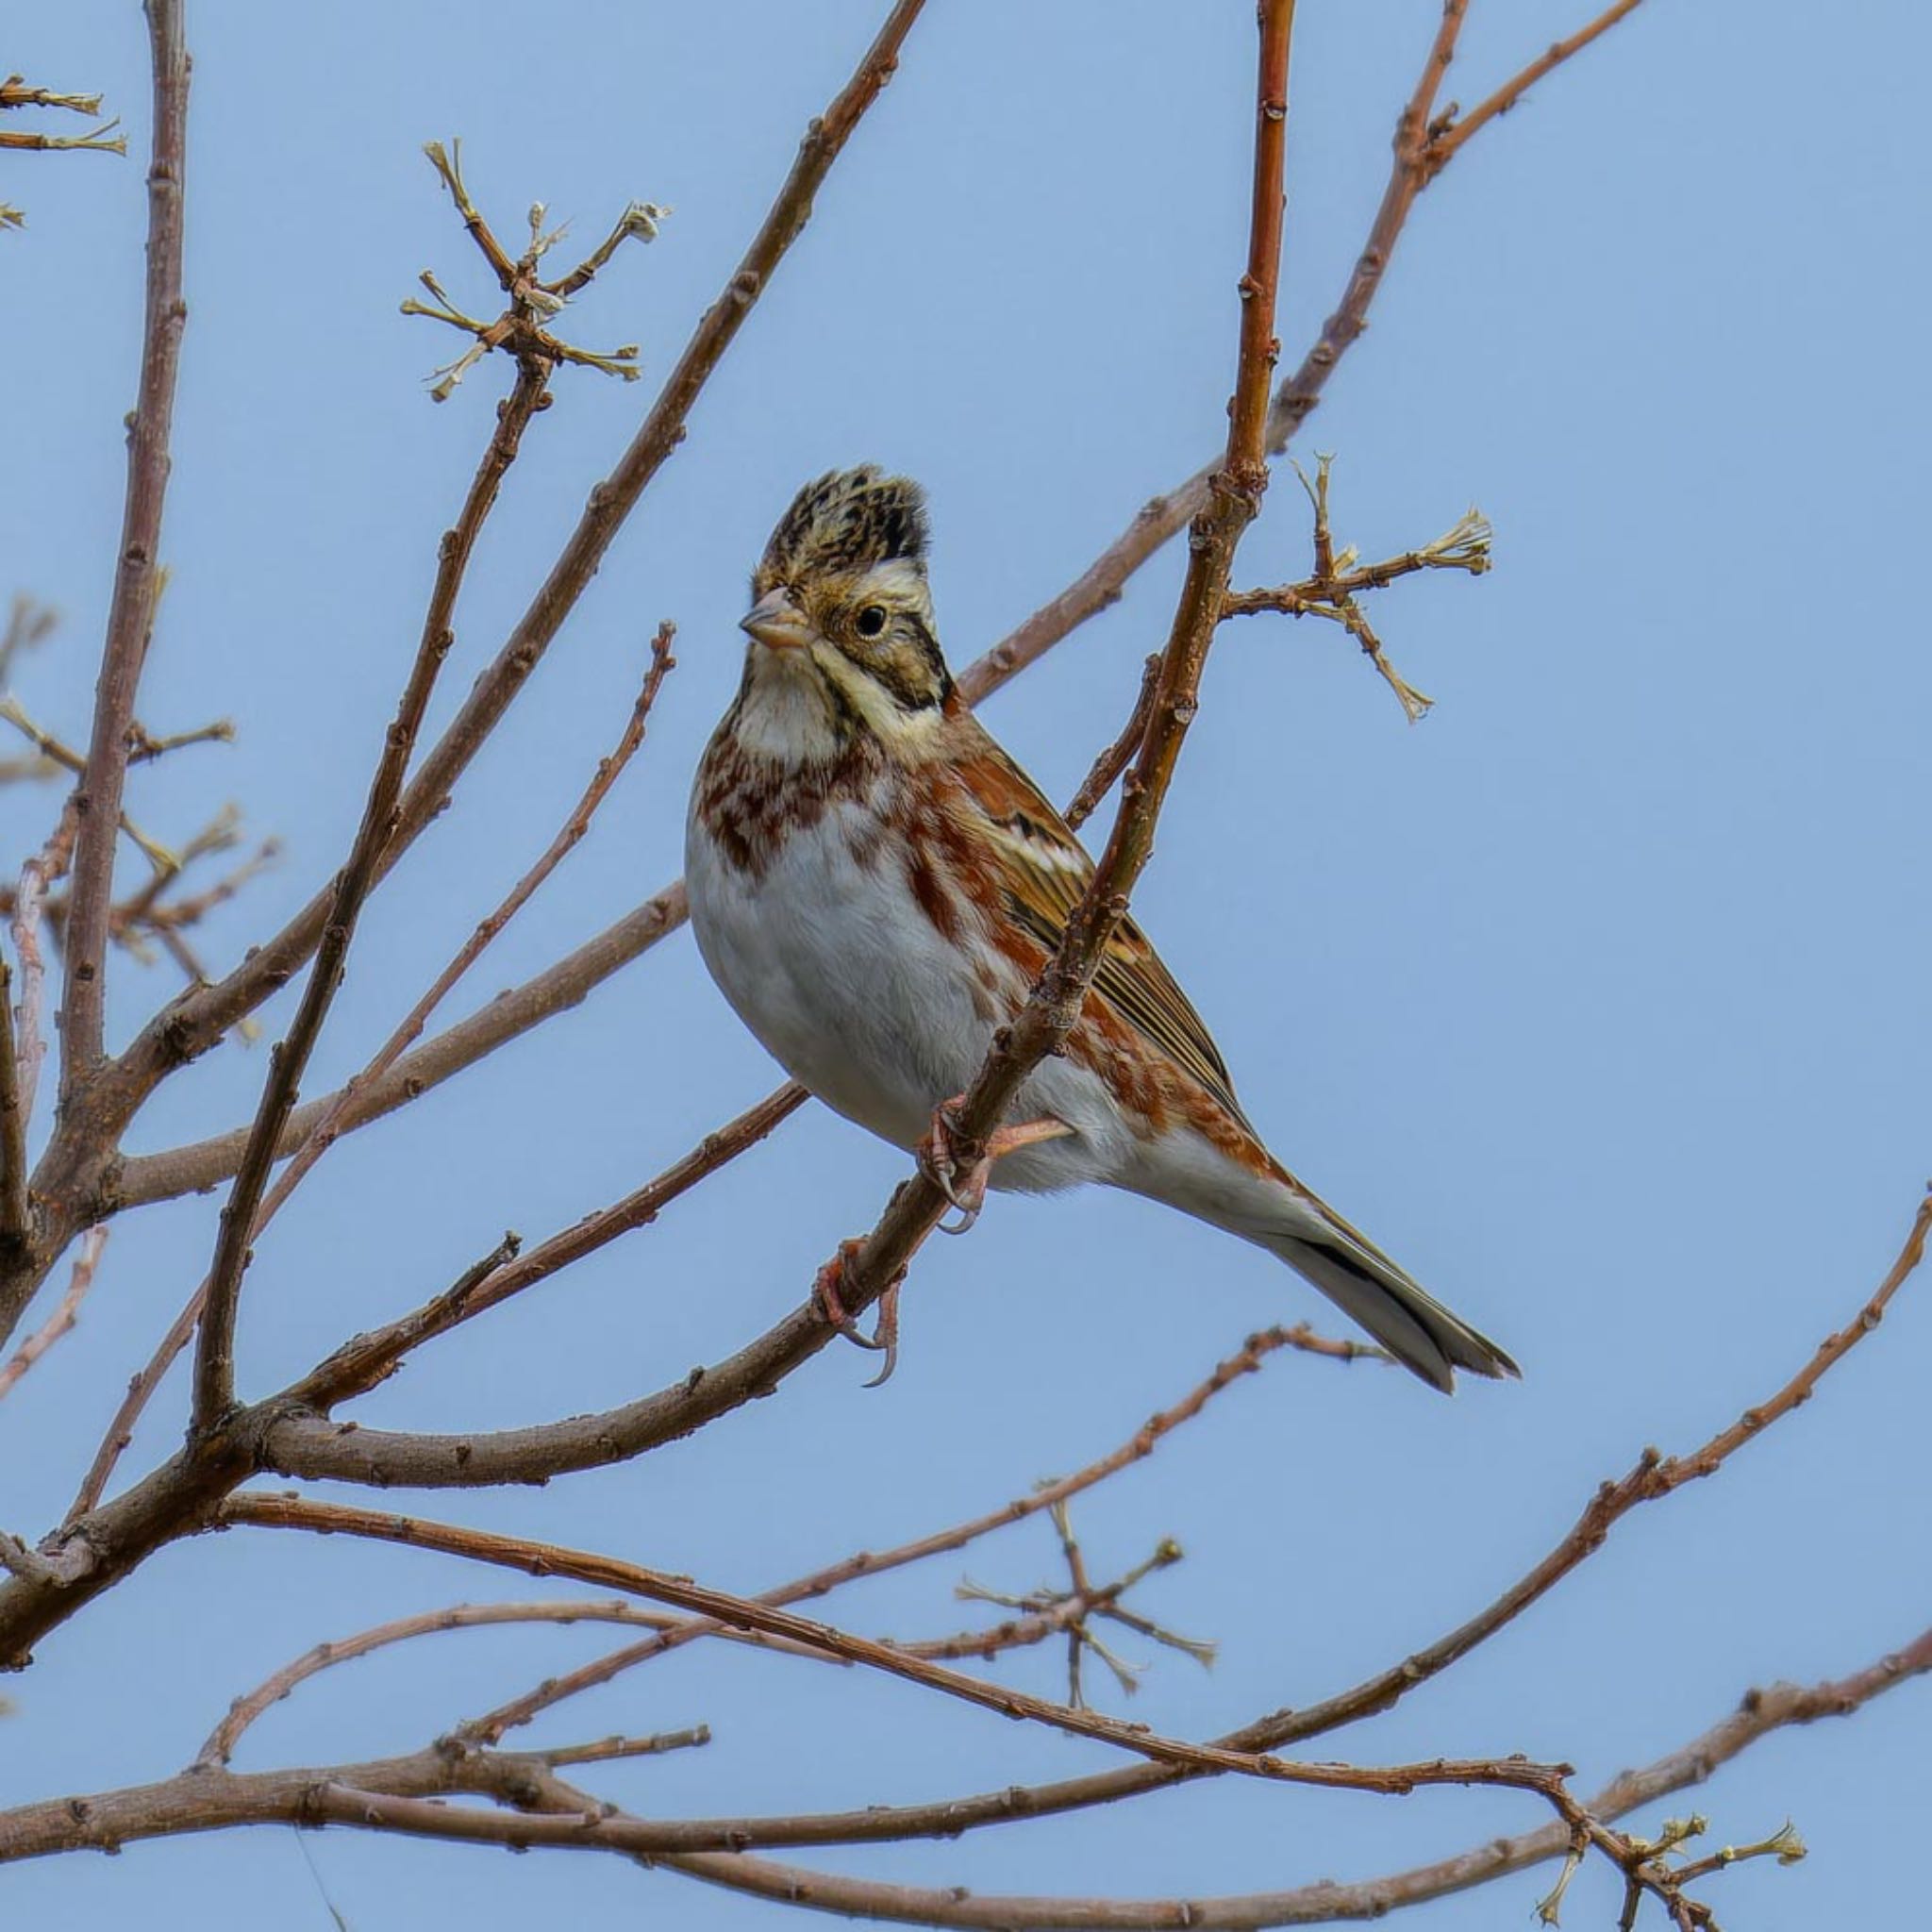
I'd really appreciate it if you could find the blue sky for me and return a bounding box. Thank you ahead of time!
[2,3,1927,1927]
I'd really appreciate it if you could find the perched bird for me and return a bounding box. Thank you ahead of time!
[686,466,1518,1391]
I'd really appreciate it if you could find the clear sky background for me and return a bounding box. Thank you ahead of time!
[3,3,1927,1927]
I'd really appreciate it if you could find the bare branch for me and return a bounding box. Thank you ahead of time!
[0,960,26,1252]
[4,1629,1918,1907]
[195,1596,690,1770]
[1064,654,1162,832]
[0,1226,106,1400]
[56,0,188,1090]
[485,1192,1930,1857]
[1425,0,1650,179]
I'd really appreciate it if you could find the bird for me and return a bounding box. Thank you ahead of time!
[685,466,1518,1392]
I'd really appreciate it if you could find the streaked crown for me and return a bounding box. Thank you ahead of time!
[758,466,929,590]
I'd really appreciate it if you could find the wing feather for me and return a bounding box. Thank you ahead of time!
[945,720,1253,1131]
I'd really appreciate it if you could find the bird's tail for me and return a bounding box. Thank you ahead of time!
[1131,1136,1519,1392]
[1260,1209,1519,1393]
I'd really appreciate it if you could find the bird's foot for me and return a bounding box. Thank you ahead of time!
[919,1097,1073,1235]
[812,1238,903,1388]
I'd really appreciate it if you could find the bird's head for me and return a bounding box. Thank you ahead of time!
[733,467,954,758]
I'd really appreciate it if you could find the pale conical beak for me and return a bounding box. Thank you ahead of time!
[740,587,814,653]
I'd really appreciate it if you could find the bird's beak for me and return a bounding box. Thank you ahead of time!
[740,587,814,653]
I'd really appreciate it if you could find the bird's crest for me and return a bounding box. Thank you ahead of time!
[759,466,929,586]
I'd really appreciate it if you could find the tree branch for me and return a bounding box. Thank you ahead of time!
[1424,0,1649,179]
[0,1225,106,1400]
[0,959,26,1252]
[55,0,189,1095]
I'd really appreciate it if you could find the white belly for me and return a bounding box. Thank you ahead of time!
[685,792,1134,1193]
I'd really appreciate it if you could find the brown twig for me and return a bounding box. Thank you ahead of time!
[0,123,125,157]
[56,0,188,1093]
[0,960,25,1252]
[401,143,667,400]
[220,1491,1573,1812]
[188,354,554,1432]
[0,1226,106,1400]
[8,806,77,1146]
[531,1725,709,1768]
[1221,480,1491,721]
[641,1629,1924,1923]
[1424,0,1649,179]
[194,1597,690,1769]
[1064,655,1162,832]
[0,77,104,116]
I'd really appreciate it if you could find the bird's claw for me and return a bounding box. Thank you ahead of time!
[812,1239,903,1388]
[920,1096,991,1234]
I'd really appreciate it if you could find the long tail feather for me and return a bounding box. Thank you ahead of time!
[1261,1224,1519,1392]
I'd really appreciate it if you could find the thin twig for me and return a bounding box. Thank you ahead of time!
[195,1597,689,1769]
[0,960,26,1250]
[8,806,77,1146]
[1425,0,1649,178]
[56,0,189,1092]
[532,1726,709,1769]
[1064,655,1162,832]
[634,1191,1932,1859]
[0,1227,106,1400]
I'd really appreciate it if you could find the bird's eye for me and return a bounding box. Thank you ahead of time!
[855,605,888,638]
